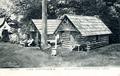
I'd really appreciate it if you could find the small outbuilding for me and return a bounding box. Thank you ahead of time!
[54,14,112,51]
[0,18,20,42]
[0,18,12,42]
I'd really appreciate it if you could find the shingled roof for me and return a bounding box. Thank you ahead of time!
[63,14,112,36]
[32,19,61,34]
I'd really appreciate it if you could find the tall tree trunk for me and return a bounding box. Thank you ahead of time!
[41,0,48,50]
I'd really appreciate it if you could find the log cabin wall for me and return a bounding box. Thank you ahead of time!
[85,35,109,49]
[70,31,110,49]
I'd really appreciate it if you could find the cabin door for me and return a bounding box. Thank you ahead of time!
[30,31,36,40]
[2,29,9,42]
[61,31,72,49]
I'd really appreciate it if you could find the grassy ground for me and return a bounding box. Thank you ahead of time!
[0,42,120,68]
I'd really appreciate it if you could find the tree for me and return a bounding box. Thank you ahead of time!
[41,0,48,50]
[99,0,120,43]
[0,8,6,17]
[0,0,42,18]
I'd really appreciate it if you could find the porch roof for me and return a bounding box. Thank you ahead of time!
[63,14,112,36]
[32,19,61,34]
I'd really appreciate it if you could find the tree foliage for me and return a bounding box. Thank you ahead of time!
[0,8,6,17]
[0,0,120,19]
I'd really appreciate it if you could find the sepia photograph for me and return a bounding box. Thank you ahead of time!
[0,0,120,68]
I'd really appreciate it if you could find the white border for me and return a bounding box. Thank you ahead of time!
[0,67,120,76]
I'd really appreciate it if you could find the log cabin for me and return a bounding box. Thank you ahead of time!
[54,14,112,51]
[28,19,61,46]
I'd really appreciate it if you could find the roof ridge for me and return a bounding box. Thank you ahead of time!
[32,19,61,34]
[32,19,60,20]
[64,14,99,18]
[0,18,5,28]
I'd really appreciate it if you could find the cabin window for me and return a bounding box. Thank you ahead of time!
[96,35,100,42]
[100,35,108,42]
